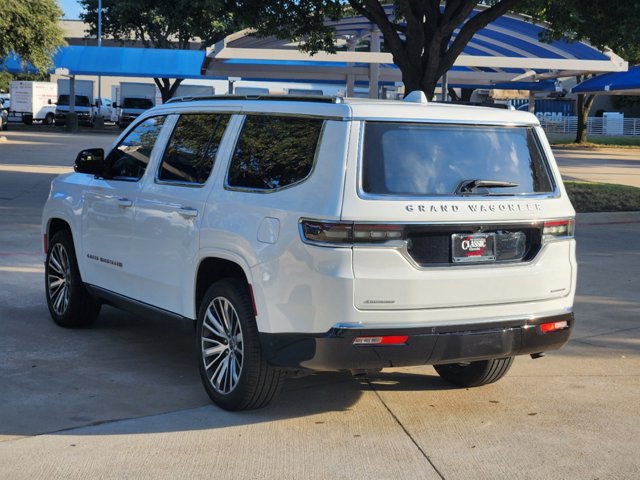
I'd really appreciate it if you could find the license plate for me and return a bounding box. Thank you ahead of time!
[452,233,496,263]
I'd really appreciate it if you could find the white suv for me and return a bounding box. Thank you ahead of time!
[42,94,576,410]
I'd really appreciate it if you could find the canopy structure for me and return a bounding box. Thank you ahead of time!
[2,45,206,78]
[572,66,640,95]
[205,5,627,96]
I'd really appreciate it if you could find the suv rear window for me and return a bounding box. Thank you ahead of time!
[362,123,553,196]
[227,115,323,191]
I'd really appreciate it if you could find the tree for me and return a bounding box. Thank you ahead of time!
[0,0,66,72]
[230,1,524,99]
[79,0,240,102]
[521,0,640,143]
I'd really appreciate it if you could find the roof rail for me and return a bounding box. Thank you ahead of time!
[165,94,344,104]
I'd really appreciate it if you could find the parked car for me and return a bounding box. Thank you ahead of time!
[93,97,113,124]
[42,93,576,410]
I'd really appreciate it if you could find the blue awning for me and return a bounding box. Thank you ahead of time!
[572,66,640,94]
[1,46,206,78]
[1,53,40,75]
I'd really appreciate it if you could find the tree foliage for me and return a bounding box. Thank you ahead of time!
[519,0,640,64]
[80,0,240,101]
[518,1,640,143]
[0,0,66,72]
[230,0,522,98]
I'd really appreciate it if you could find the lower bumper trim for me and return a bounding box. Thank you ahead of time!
[260,313,574,371]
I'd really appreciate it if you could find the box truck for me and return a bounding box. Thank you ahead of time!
[114,82,157,129]
[8,81,57,125]
[54,79,95,127]
[172,83,215,99]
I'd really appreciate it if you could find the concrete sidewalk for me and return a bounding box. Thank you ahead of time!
[553,146,640,188]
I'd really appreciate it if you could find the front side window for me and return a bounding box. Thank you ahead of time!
[227,115,323,191]
[158,113,230,184]
[106,116,165,181]
[362,123,554,196]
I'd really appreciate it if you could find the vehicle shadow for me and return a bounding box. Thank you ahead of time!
[0,303,453,439]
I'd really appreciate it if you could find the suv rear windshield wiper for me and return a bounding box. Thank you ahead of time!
[456,179,519,195]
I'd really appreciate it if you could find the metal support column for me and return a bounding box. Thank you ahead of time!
[528,91,536,113]
[368,29,380,99]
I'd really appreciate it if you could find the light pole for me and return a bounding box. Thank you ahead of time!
[96,0,103,127]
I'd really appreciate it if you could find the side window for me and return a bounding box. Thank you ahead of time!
[227,115,323,191]
[158,113,230,184]
[106,116,165,181]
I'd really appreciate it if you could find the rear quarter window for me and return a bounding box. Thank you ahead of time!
[362,123,554,196]
[227,115,323,191]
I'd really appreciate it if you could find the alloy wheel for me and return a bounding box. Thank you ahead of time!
[201,296,244,395]
[47,243,71,316]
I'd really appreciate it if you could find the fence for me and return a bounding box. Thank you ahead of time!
[539,116,640,136]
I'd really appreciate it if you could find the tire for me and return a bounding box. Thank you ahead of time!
[45,230,101,328]
[434,357,514,388]
[44,113,54,125]
[196,279,284,410]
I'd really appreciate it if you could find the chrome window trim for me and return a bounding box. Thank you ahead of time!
[331,308,574,330]
[224,115,327,194]
[351,117,537,126]
[356,121,561,201]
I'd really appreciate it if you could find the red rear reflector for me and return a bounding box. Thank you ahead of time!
[43,234,48,254]
[353,335,409,346]
[539,320,568,333]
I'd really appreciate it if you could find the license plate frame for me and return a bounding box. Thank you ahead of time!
[451,233,496,263]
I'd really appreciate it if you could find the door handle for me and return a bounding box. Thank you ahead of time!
[178,207,198,218]
[117,198,133,208]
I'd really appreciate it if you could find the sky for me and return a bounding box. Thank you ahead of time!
[58,0,83,20]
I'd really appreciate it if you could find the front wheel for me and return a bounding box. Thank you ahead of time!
[434,357,514,388]
[45,230,101,328]
[44,113,54,125]
[196,279,284,410]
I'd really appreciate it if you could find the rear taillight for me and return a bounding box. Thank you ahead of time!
[300,220,403,246]
[539,320,569,333]
[542,219,575,243]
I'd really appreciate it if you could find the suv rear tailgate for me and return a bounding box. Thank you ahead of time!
[352,239,574,310]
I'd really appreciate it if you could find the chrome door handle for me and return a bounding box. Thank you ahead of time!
[178,207,198,218]
[117,198,133,208]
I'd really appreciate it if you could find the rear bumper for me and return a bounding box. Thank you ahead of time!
[260,312,573,371]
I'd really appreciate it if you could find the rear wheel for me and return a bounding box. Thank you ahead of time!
[45,230,101,328]
[434,357,514,387]
[196,279,284,410]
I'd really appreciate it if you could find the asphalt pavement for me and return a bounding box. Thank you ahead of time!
[0,127,638,479]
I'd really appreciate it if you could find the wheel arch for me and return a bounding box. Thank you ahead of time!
[44,216,83,274]
[193,254,255,322]
[47,217,72,240]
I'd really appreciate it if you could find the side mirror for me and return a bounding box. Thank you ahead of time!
[112,102,118,108]
[74,148,105,176]
[48,99,52,105]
